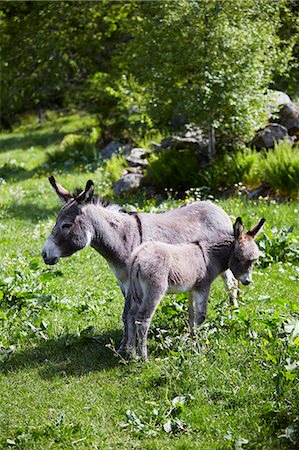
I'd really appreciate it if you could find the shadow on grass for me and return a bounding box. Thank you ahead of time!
[5,203,59,221]
[0,130,66,153]
[0,164,37,182]
[1,328,125,378]
[0,127,92,153]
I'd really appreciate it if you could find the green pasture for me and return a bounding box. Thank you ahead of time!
[0,114,298,449]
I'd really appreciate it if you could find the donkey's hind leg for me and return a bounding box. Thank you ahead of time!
[135,284,166,360]
[135,318,152,360]
[117,284,130,353]
[126,301,139,356]
[221,269,239,307]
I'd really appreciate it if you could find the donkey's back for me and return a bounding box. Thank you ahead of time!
[139,201,233,244]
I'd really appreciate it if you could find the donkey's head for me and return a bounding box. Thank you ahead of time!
[42,176,95,265]
[229,217,265,285]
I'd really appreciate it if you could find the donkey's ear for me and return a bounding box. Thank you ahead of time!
[76,180,94,204]
[247,218,265,238]
[233,217,244,239]
[49,175,73,204]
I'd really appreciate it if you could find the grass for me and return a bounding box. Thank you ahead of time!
[0,113,299,449]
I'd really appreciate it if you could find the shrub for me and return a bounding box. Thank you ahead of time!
[145,141,299,198]
[145,148,204,191]
[253,141,299,198]
[207,142,299,197]
[205,148,259,190]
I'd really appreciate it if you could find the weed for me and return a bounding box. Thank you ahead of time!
[257,226,299,268]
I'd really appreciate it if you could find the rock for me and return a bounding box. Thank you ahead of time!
[130,147,150,159]
[100,141,121,159]
[150,141,162,151]
[150,125,210,169]
[247,184,270,199]
[156,135,207,153]
[267,90,292,111]
[114,173,144,195]
[125,147,150,168]
[278,103,299,136]
[99,141,130,159]
[250,124,289,149]
[153,125,209,154]
[126,155,148,168]
[122,166,144,175]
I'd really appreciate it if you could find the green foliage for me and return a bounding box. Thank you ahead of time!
[258,226,299,268]
[104,154,127,183]
[88,72,152,142]
[255,141,299,197]
[273,0,299,97]
[203,147,258,191]
[0,1,138,123]
[128,0,294,141]
[145,146,258,193]
[147,142,299,198]
[47,134,97,166]
[1,0,298,146]
[145,148,203,191]
[207,142,299,197]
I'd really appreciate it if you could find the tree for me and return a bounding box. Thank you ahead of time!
[127,0,295,143]
[0,1,137,125]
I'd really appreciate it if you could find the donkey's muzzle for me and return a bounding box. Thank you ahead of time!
[43,256,59,265]
[42,250,59,265]
[240,274,252,285]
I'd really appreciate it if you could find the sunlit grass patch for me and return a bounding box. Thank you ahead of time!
[0,113,298,449]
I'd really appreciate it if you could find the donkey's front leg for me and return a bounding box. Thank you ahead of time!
[221,269,239,307]
[188,286,210,332]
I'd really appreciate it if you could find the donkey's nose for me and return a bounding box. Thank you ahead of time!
[42,249,58,265]
[241,274,252,285]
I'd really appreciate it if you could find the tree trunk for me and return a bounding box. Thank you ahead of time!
[208,125,215,160]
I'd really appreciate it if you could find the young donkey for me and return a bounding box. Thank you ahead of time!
[43,177,240,351]
[127,217,265,359]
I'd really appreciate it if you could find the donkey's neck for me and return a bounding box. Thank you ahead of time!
[205,233,235,280]
[86,204,139,267]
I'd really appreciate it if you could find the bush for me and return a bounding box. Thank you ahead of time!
[88,72,152,143]
[207,142,299,197]
[253,141,299,198]
[145,141,299,198]
[204,148,259,191]
[145,148,204,191]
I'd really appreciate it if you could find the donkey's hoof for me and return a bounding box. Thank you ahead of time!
[117,345,127,354]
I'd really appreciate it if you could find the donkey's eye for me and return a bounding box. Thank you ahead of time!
[62,223,72,229]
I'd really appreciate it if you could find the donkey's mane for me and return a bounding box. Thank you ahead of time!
[74,188,123,212]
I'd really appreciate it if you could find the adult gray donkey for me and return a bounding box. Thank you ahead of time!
[42,177,238,351]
